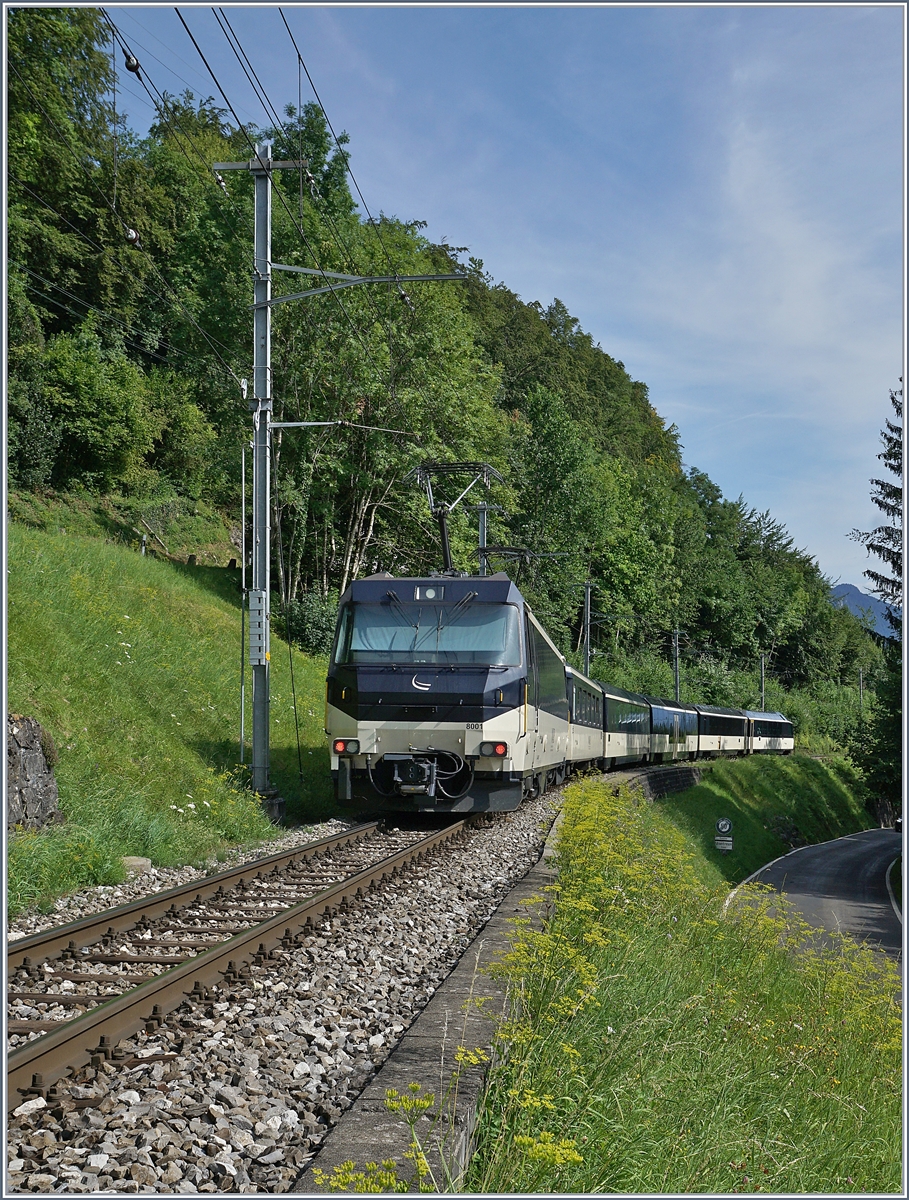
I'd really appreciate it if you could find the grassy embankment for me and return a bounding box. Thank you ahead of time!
[649,753,874,885]
[7,517,337,916]
[463,761,899,1195]
[888,859,902,912]
[7,488,241,565]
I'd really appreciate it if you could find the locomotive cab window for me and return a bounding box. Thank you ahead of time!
[333,601,522,665]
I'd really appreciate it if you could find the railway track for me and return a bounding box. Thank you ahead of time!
[7,819,470,1113]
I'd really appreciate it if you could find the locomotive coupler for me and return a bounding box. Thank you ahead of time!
[384,753,438,796]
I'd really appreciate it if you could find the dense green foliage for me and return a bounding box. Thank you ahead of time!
[7,8,883,735]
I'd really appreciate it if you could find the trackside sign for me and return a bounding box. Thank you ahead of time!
[715,817,733,853]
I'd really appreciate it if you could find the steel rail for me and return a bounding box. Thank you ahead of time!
[8,821,467,1110]
[7,823,380,974]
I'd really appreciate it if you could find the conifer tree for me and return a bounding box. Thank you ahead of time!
[849,385,902,823]
[850,384,903,624]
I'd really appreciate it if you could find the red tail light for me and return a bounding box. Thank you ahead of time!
[480,741,509,757]
[333,739,360,755]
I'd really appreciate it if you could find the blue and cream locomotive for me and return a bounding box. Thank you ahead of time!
[325,572,793,813]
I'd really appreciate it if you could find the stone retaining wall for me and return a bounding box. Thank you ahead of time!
[7,714,62,834]
[632,763,703,800]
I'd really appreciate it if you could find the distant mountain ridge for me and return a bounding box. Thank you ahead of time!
[831,584,899,633]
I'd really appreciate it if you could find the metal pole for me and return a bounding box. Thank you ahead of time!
[673,629,680,703]
[467,499,503,578]
[760,652,765,711]
[211,151,465,813]
[436,508,453,572]
[240,444,246,762]
[583,582,592,676]
[250,144,272,800]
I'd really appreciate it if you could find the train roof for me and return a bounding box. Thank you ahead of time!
[742,710,790,722]
[592,680,651,706]
[644,695,699,713]
[344,572,523,605]
[693,704,747,717]
[565,664,602,689]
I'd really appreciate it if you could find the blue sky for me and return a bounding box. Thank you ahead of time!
[108,2,905,589]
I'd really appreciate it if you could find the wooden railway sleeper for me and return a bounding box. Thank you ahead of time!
[112,936,227,949]
[100,924,224,946]
[158,923,260,935]
[8,992,114,1006]
[78,952,194,965]
[9,1021,69,1033]
[182,905,296,917]
[202,887,346,902]
[49,971,152,985]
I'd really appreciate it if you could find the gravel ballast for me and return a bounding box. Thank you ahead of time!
[7,798,557,1194]
[7,821,355,943]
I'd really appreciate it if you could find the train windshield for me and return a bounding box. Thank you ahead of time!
[334,602,522,665]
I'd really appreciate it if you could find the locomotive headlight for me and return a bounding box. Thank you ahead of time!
[332,739,360,755]
[480,741,509,757]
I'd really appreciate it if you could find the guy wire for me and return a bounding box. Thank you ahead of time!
[270,437,306,784]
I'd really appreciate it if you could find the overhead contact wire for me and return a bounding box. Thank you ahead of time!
[9,177,244,385]
[174,7,390,392]
[214,6,409,431]
[21,283,174,367]
[102,9,250,238]
[277,8,405,283]
[15,263,203,366]
[276,7,465,440]
[209,7,423,444]
[104,10,392,425]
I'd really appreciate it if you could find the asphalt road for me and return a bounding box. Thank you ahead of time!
[746,829,903,961]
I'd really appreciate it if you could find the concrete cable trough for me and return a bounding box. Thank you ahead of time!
[294,763,702,1192]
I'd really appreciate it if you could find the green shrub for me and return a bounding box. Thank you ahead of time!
[279,591,339,655]
[7,825,125,914]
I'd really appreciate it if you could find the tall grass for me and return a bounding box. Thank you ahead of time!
[467,778,901,1194]
[7,524,336,915]
[7,488,238,564]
